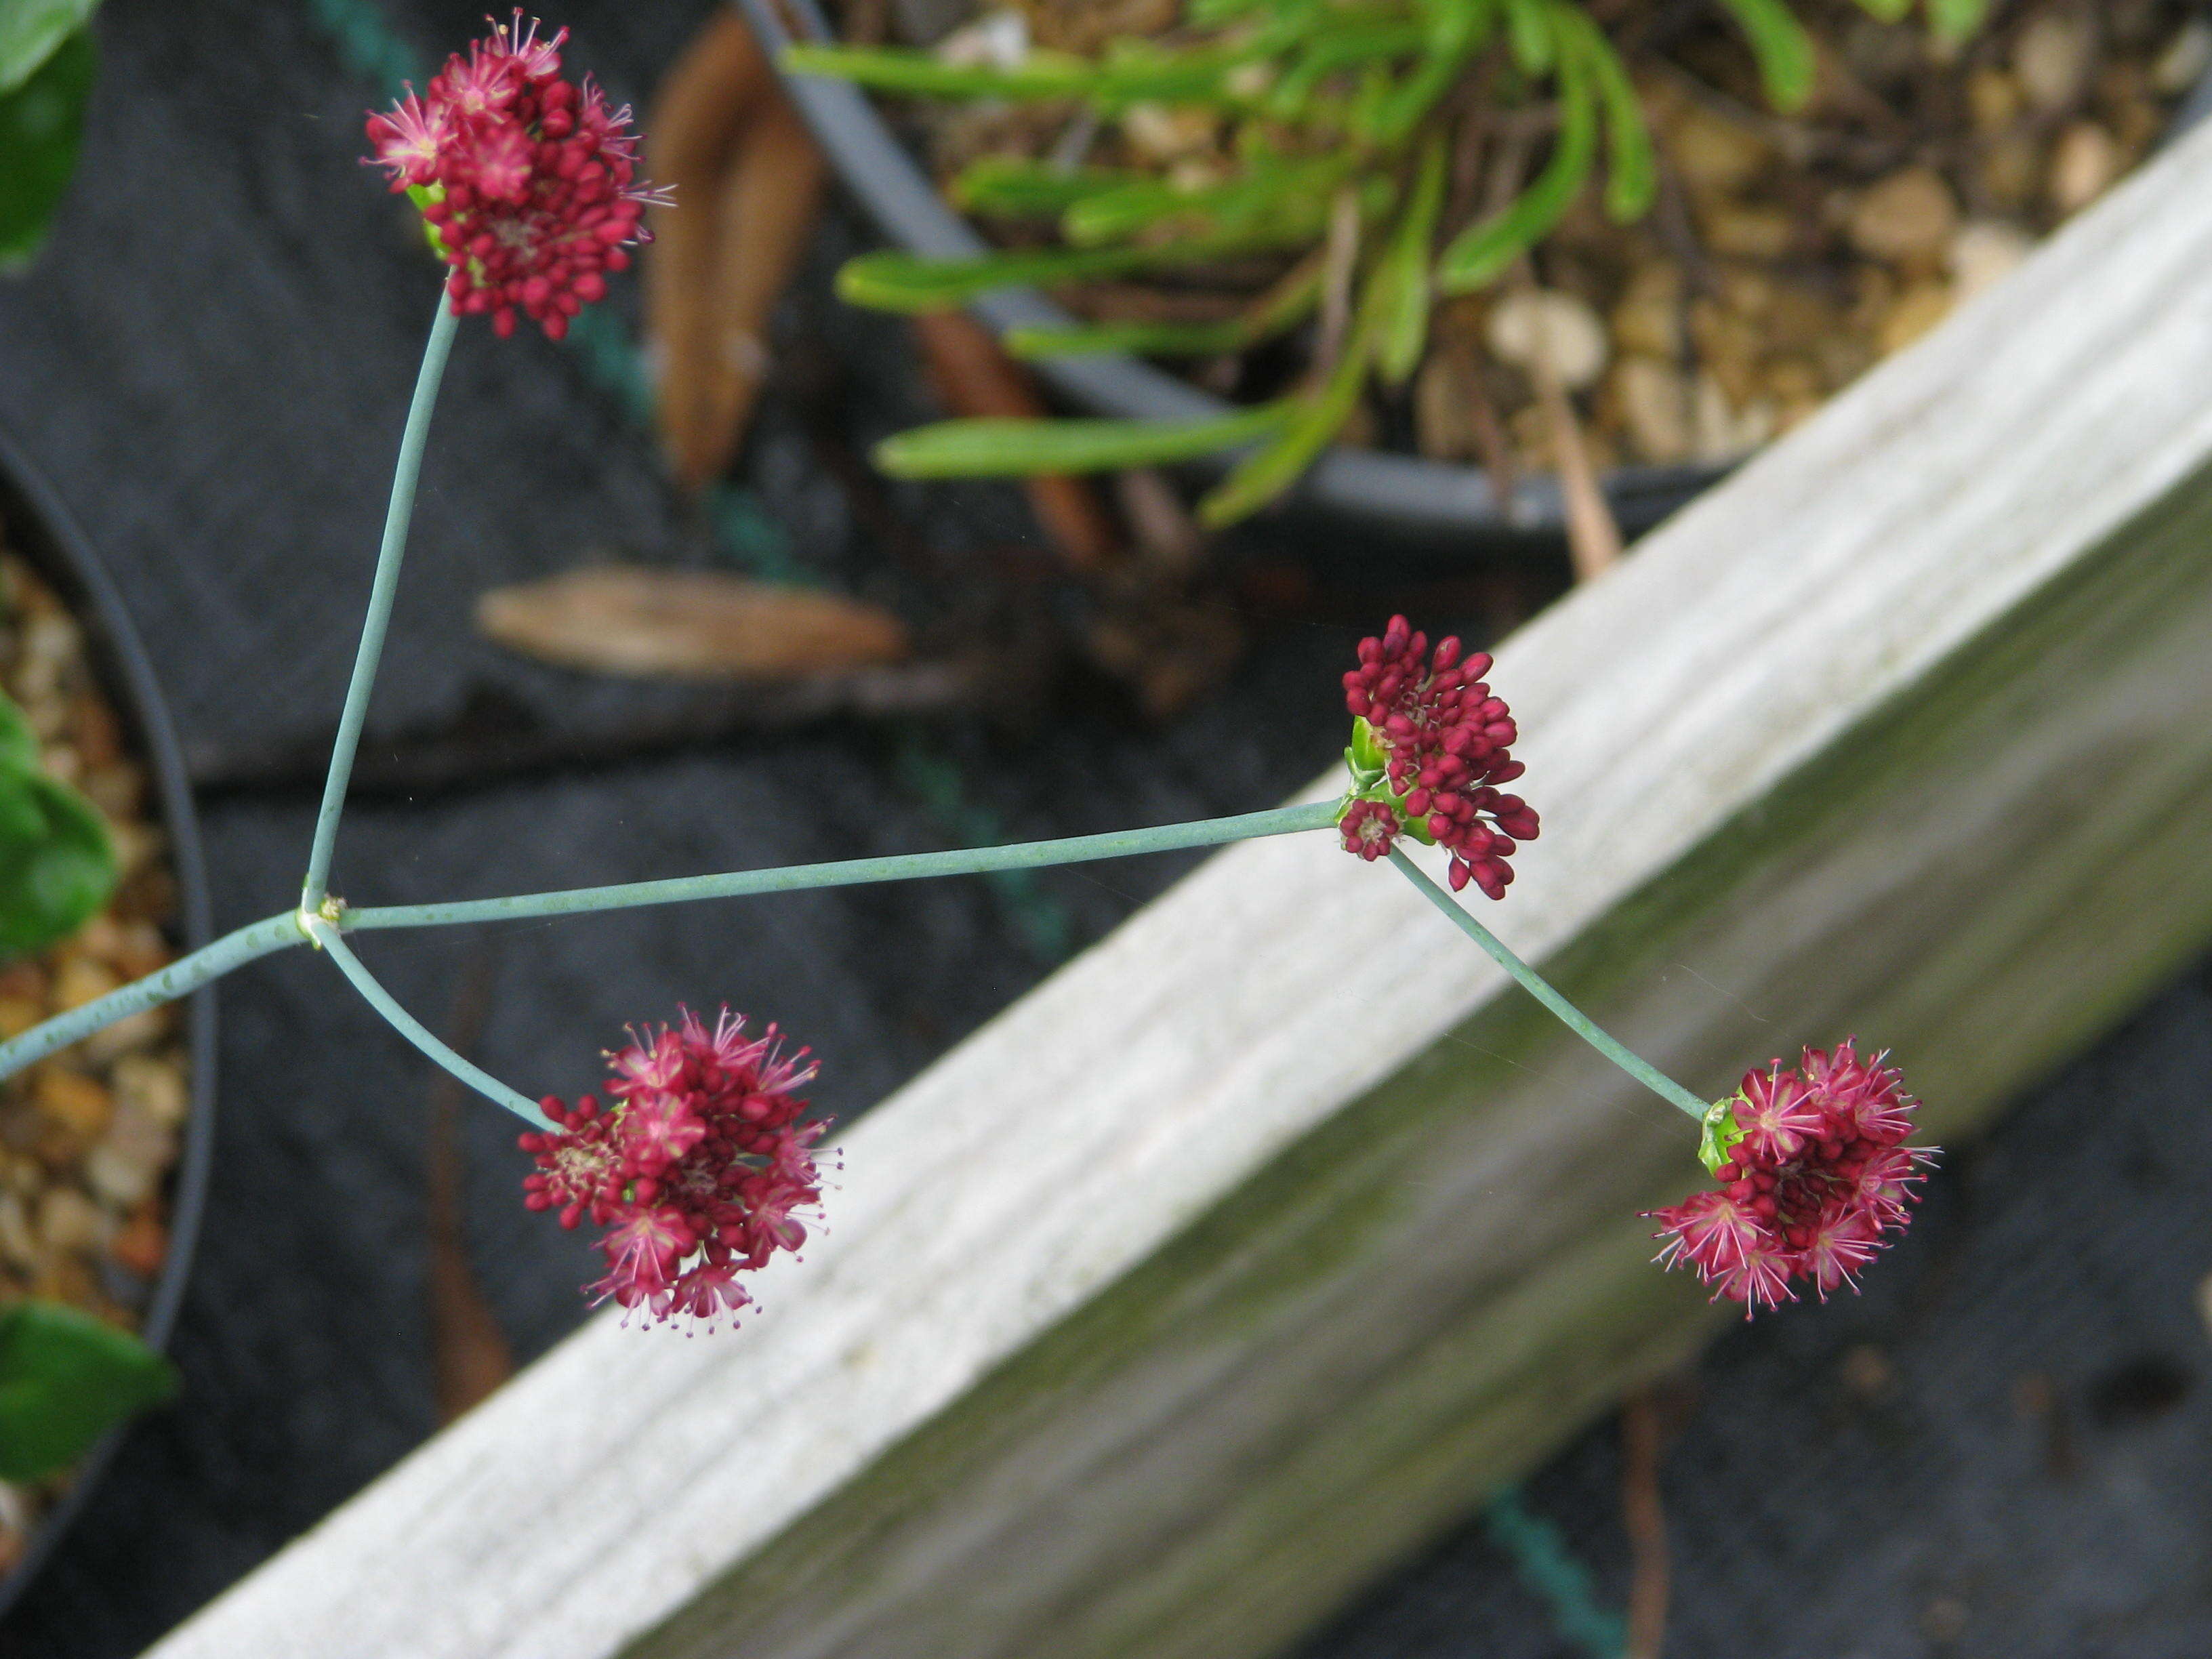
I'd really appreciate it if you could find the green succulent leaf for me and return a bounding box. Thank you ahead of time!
[1927,0,1990,45]
[874,403,1288,477]
[0,0,98,95]
[0,1301,177,1482]
[836,245,1162,311]
[0,760,116,959]
[1435,24,1596,291]
[1714,0,1816,112]
[0,691,37,773]
[1006,316,1252,359]
[1502,0,1553,75]
[780,43,1088,101]
[1376,135,1448,385]
[1568,12,1657,222]
[951,158,1139,217]
[0,25,95,274]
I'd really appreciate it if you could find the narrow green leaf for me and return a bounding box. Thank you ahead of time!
[1554,9,1655,222]
[779,43,1086,101]
[1199,255,1403,526]
[1434,30,1596,292]
[951,158,1138,217]
[1376,136,1448,385]
[1502,0,1553,75]
[1360,0,1494,143]
[836,245,1160,311]
[1004,317,1253,359]
[0,692,37,773]
[875,404,1289,477]
[1852,0,1912,20]
[1714,0,1816,112]
[1061,176,1191,245]
[0,1302,176,1482]
[1927,0,1990,44]
[0,0,98,95]
[0,26,94,274]
[0,762,115,959]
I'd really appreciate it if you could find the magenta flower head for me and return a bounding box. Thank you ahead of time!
[1646,1039,1937,1316]
[1337,615,1538,898]
[520,1006,827,1328]
[365,12,663,340]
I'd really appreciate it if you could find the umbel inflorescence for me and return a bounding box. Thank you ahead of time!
[521,1008,827,1326]
[1336,615,1540,899]
[0,14,1940,1338]
[366,11,661,339]
[1647,1041,1936,1315]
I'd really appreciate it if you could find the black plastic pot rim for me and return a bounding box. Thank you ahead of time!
[0,419,218,1622]
[742,0,1731,548]
[744,0,2212,550]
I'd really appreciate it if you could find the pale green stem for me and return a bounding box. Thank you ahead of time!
[301,295,460,913]
[304,919,552,1130]
[0,804,1340,1090]
[0,912,306,1084]
[344,802,1340,930]
[1387,847,1710,1122]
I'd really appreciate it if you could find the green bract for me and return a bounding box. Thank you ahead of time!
[0,1300,176,1481]
[1698,1093,1748,1175]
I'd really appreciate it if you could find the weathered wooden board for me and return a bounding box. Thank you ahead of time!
[146,121,2212,1659]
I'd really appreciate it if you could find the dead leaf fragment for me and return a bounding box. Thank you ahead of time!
[476,567,910,681]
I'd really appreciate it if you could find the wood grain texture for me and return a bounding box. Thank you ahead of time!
[148,122,2212,1659]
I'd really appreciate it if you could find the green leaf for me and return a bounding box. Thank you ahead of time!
[779,43,1088,102]
[836,245,1160,311]
[0,691,37,773]
[0,761,116,958]
[1435,28,1597,292]
[1502,0,1553,75]
[1198,253,1403,527]
[0,0,98,95]
[1567,12,1657,222]
[0,1301,176,1482]
[1376,136,1447,385]
[0,26,94,274]
[951,158,1138,217]
[1359,0,1494,143]
[1852,0,1912,20]
[1927,0,1989,45]
[1005,317,1252,359]
[1714,0,1816,112]
[874,404,1289,477]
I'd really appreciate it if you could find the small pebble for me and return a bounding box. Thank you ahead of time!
[112,1052,188,1127]
[1486,289,1608,390]
[34,1067,112,1138]
[1847,168,1959,266]
[37,1187,106,1255]
[1611,356,1694,464]
[2014,12,2091,112]
[2049,121,2122,214]
[52,955,119,1011]
[1878,281,1953,356]
[1948,221,2034,301]
[2154,19,2212,96]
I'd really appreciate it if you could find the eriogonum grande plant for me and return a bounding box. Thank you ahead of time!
[0,16,1930,1332]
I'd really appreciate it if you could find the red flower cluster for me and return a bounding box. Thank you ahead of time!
[1647,1040,1936,1315]
[1340,616,1538,898]
[365,13,659,340]
[520,1007,826,1328]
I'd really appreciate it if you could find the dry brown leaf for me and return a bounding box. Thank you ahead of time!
[645,12,828,491]
[476,567,910,680]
